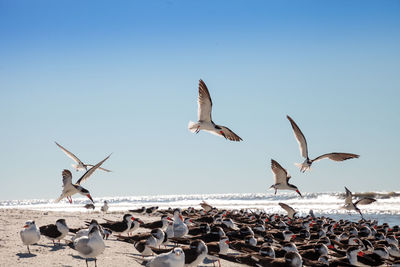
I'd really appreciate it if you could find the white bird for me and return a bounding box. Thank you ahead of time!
[100,201,109,213]
[69,225,105,267]
[55,142,112,172]
[20,220,40,254]
[188,79,242,142]
[279,203,297,219]
[55,154,111,204]
[286,115,359,172]
[269,159,302,197]
[342,186,376,219]
[172,209,188,238]
[143,247,185,267]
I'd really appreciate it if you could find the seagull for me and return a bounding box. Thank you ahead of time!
[69,225,105,267]
[269,159,302,197]
[279,202,297,219]
[141,247,185,267]
[55,154,111,204]
[20,220,40,254]
[188,79,242,142]
[342,186,376,219]
[100,201,109,213]
[55,142,111,172]
[286,115,359,172]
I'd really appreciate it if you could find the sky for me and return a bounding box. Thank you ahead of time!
[0,0,399,200]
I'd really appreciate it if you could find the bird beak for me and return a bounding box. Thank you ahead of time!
[296,190,302,197]
[131,217,135,221]
[328,245,334,249]
[291,234,297,240]
[87,194,94,203]
[225,240,229,244]
[167,217,172,221]
[179,215,183,221]
[358,251,364,257]
[23,225,29,228]
[139,220,144,224]
[265,218,269,222]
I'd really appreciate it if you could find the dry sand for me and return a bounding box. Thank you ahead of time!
[0,208,243,267]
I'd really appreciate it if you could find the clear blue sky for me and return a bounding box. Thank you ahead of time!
[1,0,399,200]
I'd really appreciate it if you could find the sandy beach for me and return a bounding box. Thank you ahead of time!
[0,208,242,267]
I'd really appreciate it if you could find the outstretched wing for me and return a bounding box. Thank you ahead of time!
[55,142,83,164]
[62,169,73,187]
[215,125,242,142]
[344,187,353,205]
[287,115,308,159]
[76,154,111,185]
[355,197,376,205]
[312,152,360,162]
[198,79,213,122]
[86,164,112,172]
[279,202,296,218]
[271,159,290,184]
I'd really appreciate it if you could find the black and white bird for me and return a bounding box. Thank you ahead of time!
[69,225,105,267]
[188,79,242,142]
[269,159,302,197]
[40,219,69,245]
[279,202,297,219]
[55,142,111,172]
[98,214,135,236]
[342,186,376,219]
[55,154,110,204]
[286,115,359,172]
[20,220,40,254]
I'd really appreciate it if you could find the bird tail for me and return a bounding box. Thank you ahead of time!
[188,121,200,133]
[294,162,311,172]
[54,195,64,203]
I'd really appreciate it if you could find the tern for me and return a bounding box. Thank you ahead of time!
[55,154,111,204]
[20,220,40,254]
[188,79,242,141]
[279,202,297,219]
[55,142,111,172]
[40,219,69,245]
[141,247,185,267]
[286,115,359,172]
[342,186,377,219]
[269,159,302,197]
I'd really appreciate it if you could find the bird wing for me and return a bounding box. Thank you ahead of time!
[62,170,73,188]
[86,164,112,172]
[279,203,296,218]
[75,154,111,185]
[287,115,308,159]
[198,79,213,122]
[312,152,360,162]
[354,197,377,205]
[55,142,83,164]
[74,237,93,256]
[148,251,175,266]
[344,187,353,205]
[214,125,242,141]
[271,159,290,184]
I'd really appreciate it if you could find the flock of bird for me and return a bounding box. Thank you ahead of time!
[19,79,395,266]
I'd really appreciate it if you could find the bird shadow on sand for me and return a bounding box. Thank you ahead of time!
[36,243,67,251]
[71,255,96,262]
[16,253,37,258]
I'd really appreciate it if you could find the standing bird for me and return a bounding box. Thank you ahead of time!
[55,154,111,204]
[188,79,242,141]
[279,202,297,219]
[40,219,69,245]
[69,225,105,267]
[286,115,359,172]
[100,201,109,213]
[55,142,112,172]
[270,159,302,197]
[342,187,376,219]
[20,220,40,254]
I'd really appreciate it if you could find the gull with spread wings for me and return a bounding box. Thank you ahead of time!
[286,115,359,172]
[342,186,376,219]
[269,159,302,197]
[55,154,111,204]
[188,79,242,142]
[55,142,112,172]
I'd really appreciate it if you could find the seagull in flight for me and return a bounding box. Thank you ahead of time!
[188,79,242,142]
[279,203,297,219]
[269,159,302,197]
[55,154,111,204]
[342,186,376,219]
[286,115,359,172]
[55,142,112,172]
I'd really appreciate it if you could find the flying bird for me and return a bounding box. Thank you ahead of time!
[188,79,242,141]
[269,159,302,197]
[279,203,297,219]
[286,115,359,172]
[342,186,376,219]
[55,154,111,204]
[55,142,112,172]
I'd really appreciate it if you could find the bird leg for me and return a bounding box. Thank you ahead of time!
[85,259,89,267]
[195,127,200,133]
[27,245,31,254]
[274,189,277,195]
[95,258,97,267]
[53,240,55,246]
[218,259,221,267]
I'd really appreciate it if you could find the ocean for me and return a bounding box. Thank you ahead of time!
[1,192,400,226]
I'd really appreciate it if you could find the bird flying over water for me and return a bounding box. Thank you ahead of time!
[286,115,359,172]
[342,186,377,219]
[55,141,112,172]
[188,79,242,141]
[269,159,302,197]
